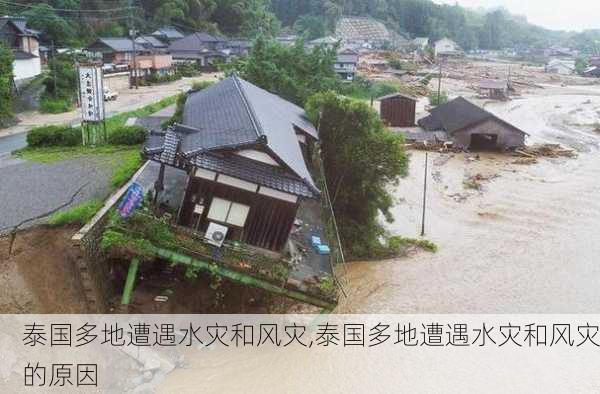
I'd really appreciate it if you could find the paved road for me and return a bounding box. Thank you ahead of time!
[0,73,221,140]
[0,133,27,157]
[0,155,113,233]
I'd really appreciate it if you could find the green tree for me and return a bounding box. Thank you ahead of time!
[293,15,328,40]
[224,36,340,105]
[0,43,14,125]
[306,92,409,258]
[22,4,77,46]
[41,52,78,113]
[239,0,281,37]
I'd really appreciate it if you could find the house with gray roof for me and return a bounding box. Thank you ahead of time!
[335,49,359,82]
[168,32,230,67]
[136,35,168,51]
[418,97,527,150]
[0,16,41,86]
[86,37,145,65]
[144,75,321,252]
[151,27,185,43]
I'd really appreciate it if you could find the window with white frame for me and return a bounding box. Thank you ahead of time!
[207,197,250,227]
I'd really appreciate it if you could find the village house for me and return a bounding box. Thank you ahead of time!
[129,53,174,81]
[225,39,252,58]
[418,97,527,150]
[307,36,340,50]
[478,79,509,100]
[434,37,462,58]
[86,37,140,65]
[379,92,417,127]
[544,46,578,60]
[151,26,185,44]
[144,75,321,252]
[168,32,230,67]
[411,37,429,52]
[86,37,173,80]
[583,66,600,78]
[334,49,359,82]
[545,59,575,75]
[0,16,41,87]
[136,35,169,52]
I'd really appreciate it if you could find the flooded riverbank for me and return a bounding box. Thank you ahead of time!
[339,91,600,313]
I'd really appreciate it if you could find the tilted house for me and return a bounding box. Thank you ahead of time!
[144,76,320,252]
[0,16,41,86]
[418,97,527,150]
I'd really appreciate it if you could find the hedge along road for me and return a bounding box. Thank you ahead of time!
[0,73,222,142]
[0,74,221,231]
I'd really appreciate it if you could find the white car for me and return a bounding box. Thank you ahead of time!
[103,88,118,101]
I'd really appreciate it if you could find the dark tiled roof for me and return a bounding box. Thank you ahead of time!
[136,35,167,49]
[418,97,527,135]
[94,37,135,52]
[1,16,37,36]
[170,51,226,60]
[144,76,320,197]
[168,32,225,52]
[13,50,37,60]
[160,129,180,164]
[152,27,184,40]
[192,153,315,197]
[181,76,318,190]
[337,52,359,63]
[144,132,166,154]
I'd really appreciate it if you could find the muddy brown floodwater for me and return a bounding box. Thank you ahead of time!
[338,91,600,313]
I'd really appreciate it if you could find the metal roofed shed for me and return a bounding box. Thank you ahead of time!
[418,97,528,151]
[379,92,417,127]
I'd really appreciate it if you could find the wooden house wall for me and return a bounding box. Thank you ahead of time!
[380,97,416,127]
[179,176,298,251]
[453,119,525,150]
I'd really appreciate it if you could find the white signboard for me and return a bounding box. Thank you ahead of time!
[78,66,105,122]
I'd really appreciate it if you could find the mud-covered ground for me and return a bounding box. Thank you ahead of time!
[0,226,87,313]
[339,86,600,313]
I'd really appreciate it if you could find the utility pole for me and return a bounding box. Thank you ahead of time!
[437,60,443,105]
[51,40,57,99]
[131,29,138,89]
[128,0,138,89]
[420,152,428,237]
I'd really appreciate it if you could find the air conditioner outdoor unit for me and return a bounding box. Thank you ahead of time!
[205,222,229,247]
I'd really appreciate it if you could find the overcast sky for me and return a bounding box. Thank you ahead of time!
[435,0,600,31]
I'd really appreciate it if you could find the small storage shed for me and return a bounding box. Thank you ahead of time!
[479,79,508,100]
[379,92,417,127]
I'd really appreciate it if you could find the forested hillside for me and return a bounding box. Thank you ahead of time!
[1,0,599,53]
[271,0,600,52]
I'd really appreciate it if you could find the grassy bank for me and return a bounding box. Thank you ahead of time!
[48,199,103,226]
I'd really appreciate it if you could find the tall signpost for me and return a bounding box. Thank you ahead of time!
[77,64,107,145]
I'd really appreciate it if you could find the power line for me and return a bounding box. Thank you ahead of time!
[0,0,140,13]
